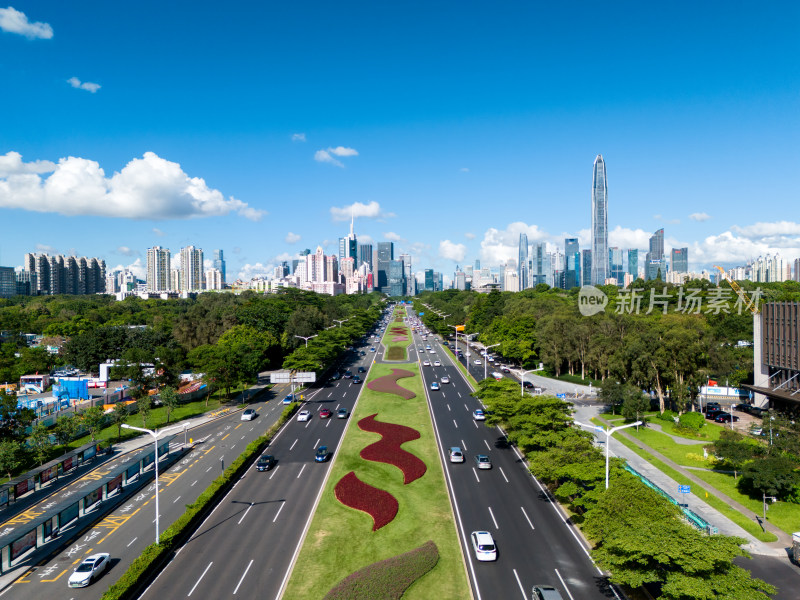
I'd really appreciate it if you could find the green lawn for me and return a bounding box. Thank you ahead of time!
[381,311,413,361]
[623,426,712,469]
[283,361,469,599]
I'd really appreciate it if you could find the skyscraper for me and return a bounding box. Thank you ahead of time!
[627,249,639,279]
[671,247,688,274]
[581,250,592,286]
[212,249,226,284]
[358,243,373,271]
[147,246,171,292]
[518,233,529,290]
[646,229,665,280]
[564,238,580,289]
[590,155,609,285]
[338,212,358,265]
[377,242,393,293]
[180,246,204,291]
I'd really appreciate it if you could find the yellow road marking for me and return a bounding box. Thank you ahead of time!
[40,568,69,582]
[221,433,230,441]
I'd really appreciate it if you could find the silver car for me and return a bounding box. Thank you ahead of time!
[68,553,110,588]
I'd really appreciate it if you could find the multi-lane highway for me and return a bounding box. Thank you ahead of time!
[406,312,620,600]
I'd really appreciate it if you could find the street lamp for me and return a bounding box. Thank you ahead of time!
[449,325,464,360]
[294,334,317,348]
[483,343,500,380]
[333,319,350,328]
[520,369,538,396]
[574,420,642,489]
[122,422,189,544]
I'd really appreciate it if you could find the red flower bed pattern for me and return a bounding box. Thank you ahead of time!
[367,369,416,399]
[334,471,399,531]
[359,414,426,484]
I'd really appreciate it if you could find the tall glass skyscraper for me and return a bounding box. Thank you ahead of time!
[518,233,529,290]
[591,155,608,285]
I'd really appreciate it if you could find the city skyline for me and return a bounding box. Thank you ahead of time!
[1,2,798,287]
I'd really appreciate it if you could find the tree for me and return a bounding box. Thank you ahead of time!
[0,391,36,442]
[706,430,760,479]
[621,386,650,423]
[80,406,106,442]
[137,395,151,429]
[159,386,179,423]
[739,455,800,500]
[29,422,51,466]
[0,439,23,480]
[111,401,129,440]
[53,414,77,454]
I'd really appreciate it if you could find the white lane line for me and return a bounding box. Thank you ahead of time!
[555,569,576,600]
[269,465,280,479]
[206,466,212,472]
[305,421,311,428]
[512,569,527,599]
[499,467,509,483]
[447,404,451,411]
[272,500,286,523]
[327,392,332,398]
[231,444,236,450]
[461,439,467,451]
[290,438,298,451]
[238,502,254,525]
[188,561,213,596]
[297,464,306,479]
[488,506,498,529]
[241,435,246,440]
[314,438,320,449]
[453,419,458,429]
[326,419,331,428]
[472,468,480,483]
[458,391,462,398]
[520,506,534,530]
[173,496,182,503]
[233,559,254,595]
[191,480,198,486]
[483,439,491,450]
[464,403,469,411]
[127,537,137,547]
[473,420,478,429]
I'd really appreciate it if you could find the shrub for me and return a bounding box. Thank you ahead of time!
[324,540,439,600]
[658,410,678,422]
[677,411,705,433]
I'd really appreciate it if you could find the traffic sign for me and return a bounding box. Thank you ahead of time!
[270,371,316,384]
[678,484,690,494]
[556,393,566,399]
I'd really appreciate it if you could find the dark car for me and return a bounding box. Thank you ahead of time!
[352,376,362,384]
[704,402,721,413]
[256,454,276,471]
[343,370,353,379]
[522,381,534,389]
[357,366,366,373]
[336,408,349,419]
[315,446,330,462]
[531,585,565,600]
[330,372,341,381]
[706,409,724,420]
[715,412,740,423]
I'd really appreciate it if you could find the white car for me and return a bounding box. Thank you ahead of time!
[433,361,441,367]
[474,359,482,365]
[441,376,450,384]
[423,360,431,366]
[470,531,497,561]
[492,371,503,380]
[241,408,257,421]
[68,553,110,588]
[430,382,440,391]
[297,410,312,422]
[473,409,486,420]
[449,446,464,463]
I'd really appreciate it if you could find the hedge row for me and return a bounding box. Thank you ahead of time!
[99,402,300,600]
[323,540,439,600]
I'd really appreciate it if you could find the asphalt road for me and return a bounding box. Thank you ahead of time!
[0,379,294,600]
[407,313,621,600]
[134,319,389,600]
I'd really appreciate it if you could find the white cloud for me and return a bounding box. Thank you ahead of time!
[314,146,358,167]
[0,151,266,221]
[115,246,139,257]
[314,150,343,167]
[36,243,58,254]
[730,221,800,239]
[110,258,145,280]
[608,226,653,249]
[478,222,551,265]
[285,232,301,244]
[439,240,467,262]
[384,231,403,242]
[0,151,56,176]
[654,214,680,225]
[689,212,711,222]
[330,200,395,222]
[67,77,101,93]
[0,7,53,39]
[152,228,165,236]
[328,146,358,157]
[464,232,476,240]
[291,133,306,142]
[237,262,272,280]
[358,234,374,244]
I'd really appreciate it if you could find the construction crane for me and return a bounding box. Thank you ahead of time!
[714,265,760,314]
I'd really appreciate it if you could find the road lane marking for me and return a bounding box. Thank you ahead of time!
[453,419,458,429]
[206,466,212,472]
[233,559,254,595]
[461,439,467,451]
[314,438,320,448]
[499,467,509,482]
[447,404,451,411]
[473,420,478,429]
[520,506,534,530]
[188,561,213,596]
[512,569,527,599]
[555,569,576,600]
[273,501,285,522]
[290,439,298,451]
[191,480,198,486]
[488,506,498,529]
[464,403,469,411]
[297,464,306,479]
[269,465,280,479]
[326,419,331,428]
[458,391,462,398]
[127,537,137,547]
[483,439,491,450]
[238,503,254,525]
[221,433,230,441]
[173,496,181,503]
[472,468,480,483]
[327,392,332,398]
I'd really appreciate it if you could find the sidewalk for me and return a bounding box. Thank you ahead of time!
[574,405,793,559]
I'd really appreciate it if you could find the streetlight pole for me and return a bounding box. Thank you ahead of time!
[574,419,642,489]
[333,319,349,328]
[520,369,538,396]
[449,325,463,359]
[294,334,318,348]
[122,422,188,544]
[483,343,500,380]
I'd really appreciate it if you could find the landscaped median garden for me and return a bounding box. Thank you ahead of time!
[382,309,413,361]
[282,360,470,600]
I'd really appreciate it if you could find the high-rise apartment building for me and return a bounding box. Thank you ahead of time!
[377,242,394,294]
[671,247,688,274]
[324,255,339,282]
[212,249,226,284]
[23,252,105,295]
[0,266,15,298]
[424,269,435,292]
[518,233,529,290]
[388,260,405,296]
[358,243,373,272]
[590,154,609,285]
[180,246,204,291]
[399,253,413,296]
[147,246,171,291]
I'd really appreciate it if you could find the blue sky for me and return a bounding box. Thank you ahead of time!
[1,1,798,283]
